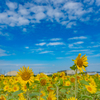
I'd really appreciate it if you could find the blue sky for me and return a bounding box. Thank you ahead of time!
[0,0,100,74]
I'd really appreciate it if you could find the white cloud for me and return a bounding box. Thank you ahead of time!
[46,6,64,22]
[25,47,29,49]
[32,0,48,4]
[74,41,84,45]
[36,42,46,46]
[31,48,44,52]
[68,44,73,48]
[93,45,100,47]
[68,36,87,40]
[18,4,30,15]
[6,2,17,10]
[39,51,53,54]
[70,49,88,52]
[63,2,85,16]
[47,42,65,46]
[0,49,9,57]
[51,0,65,5]
[0,32,9,37]
[0,1,98,28]
[50,38,62,41]
[73,30,77,33]
[68,44,83,49]
[35,12,46,20]
[23,28,27,32]
[17,17,29,26]
[88,53,100,57]
[83,0,94,5]
[68,41,84,49]
[66,21,76,28]
[96,0,100,6]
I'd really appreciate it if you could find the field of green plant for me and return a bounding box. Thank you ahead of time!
[0,53,100,100]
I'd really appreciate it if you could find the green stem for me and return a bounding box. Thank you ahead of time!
[27,89,29,100]
[75,69,77,99]
[57,86,59,100]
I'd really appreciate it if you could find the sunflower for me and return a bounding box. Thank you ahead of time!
[85,84,97,94]
[70,77,75,83]
[17,66,34,83]
[64,97,77,100]
[12,85,19,92]
[74,53,88,73]
[64,81,71,86]
[0,95,6,100]
[40,78,47,86]
[47,92,57,100]
[4,85,9,91]
[18,93,26,100]
[47,85,54,92]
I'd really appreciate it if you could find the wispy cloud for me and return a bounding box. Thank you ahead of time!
[6,1,17,10]
[0,0,98,29]
[83,0,94,5]
[68,41,84,48]
[93,45,100,47]
[23,28,27,32]
[70,49,88,52]
[35,42,46,46]
[96,0,100,6]
[0,49,9,57]
[50,38,62,41]
[39,51,53,54]
[74,41,84,45]
[47,42,65,46]
[25,47,29,49]
[68,36,87,40]
[0,32,9,37]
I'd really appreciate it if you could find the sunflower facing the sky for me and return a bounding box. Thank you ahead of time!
[74,53,88,73]
[17,66,34,84]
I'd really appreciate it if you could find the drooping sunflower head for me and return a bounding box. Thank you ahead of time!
[0,95,6,100]
[17,66,34,82]
[74,53,88,73]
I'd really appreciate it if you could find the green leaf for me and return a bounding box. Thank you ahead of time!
[72,59,74,61]
[70,64,77,70]
[49,88,55,90]
[60,89,66,93]
[58,78,63,86]
[29,92,42,97]
[81,95,93,100]
[80,80,89,85]
[66,94,71,98]
[12,90,23,96]
[26,82,29,88]
[42,96,47,100]
[31,98,37,100]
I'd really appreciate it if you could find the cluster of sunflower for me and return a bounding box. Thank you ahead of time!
[0,53,100,100]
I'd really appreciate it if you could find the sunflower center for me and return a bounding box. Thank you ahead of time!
[14,87,17,90]
[77,59,83,67]
[40,79,47,86]
[88,86,92,91]
[21,72,31,81]
[48,97,52,100]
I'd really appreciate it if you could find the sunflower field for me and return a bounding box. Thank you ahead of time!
[0,53,100,100]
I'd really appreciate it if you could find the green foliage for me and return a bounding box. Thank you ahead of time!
[12,90,23,96]
[29,92,42,97]
[81,95,93,100]
[70,64,77,70]
[26,82,29,88]
[80,80,89,85]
